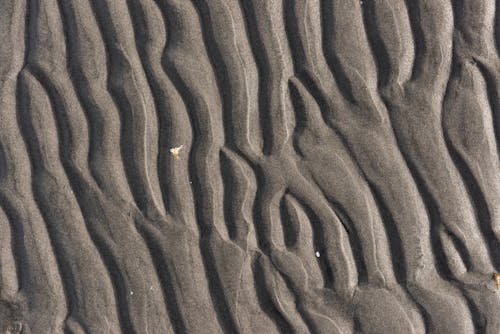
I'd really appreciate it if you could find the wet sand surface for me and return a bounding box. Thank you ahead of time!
[0,0,499,333]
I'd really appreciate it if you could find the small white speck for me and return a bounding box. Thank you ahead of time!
[150,286,153,291]
[315,251,320,258]
[170,145,184,158]
[130,291,134,295]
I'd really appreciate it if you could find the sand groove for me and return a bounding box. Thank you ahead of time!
[0,0,499,333]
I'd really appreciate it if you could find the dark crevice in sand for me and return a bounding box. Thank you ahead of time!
[202,242,242,334]
[136,226,188,334]
[284,7,333,131]
[191,0,258,248]
[15,77,71,329]
[219,153,240,242]
[308,178,367,285]
[133,1,197,228]
[77,232,133,334]
[190,0,234,151]
[89,0,164,220]
[279,195,299,249]
[290,199,336,290]
[122,0,175,214]
[56,0,130,205]
[20,0,31,71]
[353,315,363,334]
[403,0,426,82]
[16,74,86,332]
[250,166,276,254]
[443,127,500,270]
[282,1,306,77]
[0,209,20,301]
[116,3,200,332]
[474,60,500,152]
[161,63,209,234]
[290,74,332,136]
[24,63,139,333]
[251,254,295,334]
[461,293,483,334]
[398,147,471,279]
[320,0,356,104]
[252,166,273,255]
[219,148,257,248]
[443,50,500,268]
[160,22,240,333]
[0,195,61,332]
[282,1,322,101]
[239,0,278,156]
[329,205,368,285]
[295,304,320,334]
[20,5,82,330]
[360,1,392,88]
[87,0,142,197]
[288,79,309,158]
[363,174,433,334]
[365,182,406,284]
[0,197,28,301]
[268,249,318,334]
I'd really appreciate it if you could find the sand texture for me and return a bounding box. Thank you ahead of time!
[0,0,499,333]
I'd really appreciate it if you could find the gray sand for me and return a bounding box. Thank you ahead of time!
[0,0,499,333]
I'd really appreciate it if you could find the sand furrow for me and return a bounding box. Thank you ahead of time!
[17,70,122,333]
[89,0,167,221]
[57,0,135,205]
[25,1,173,331]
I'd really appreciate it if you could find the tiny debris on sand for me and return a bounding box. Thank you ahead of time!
[315,251,320,258]
[494,273,500,289]
[170,145,184,158]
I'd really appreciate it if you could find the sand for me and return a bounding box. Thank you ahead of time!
[0,0,499,333]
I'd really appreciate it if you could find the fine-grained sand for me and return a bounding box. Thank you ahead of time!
[0,0,499,333]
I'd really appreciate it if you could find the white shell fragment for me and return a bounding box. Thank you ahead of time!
[170,145,184,158]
